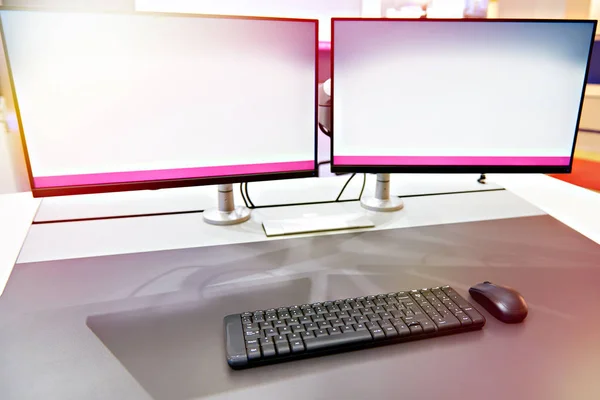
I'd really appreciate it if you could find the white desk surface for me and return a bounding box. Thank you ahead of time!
[0,192,40,296]
[17,173,600,259]
[2,173,600,297]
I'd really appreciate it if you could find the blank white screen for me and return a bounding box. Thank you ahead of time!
[0,10,316,187]
[332,20,595,167]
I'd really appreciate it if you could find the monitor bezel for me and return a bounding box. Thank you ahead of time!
[0,7,319,197]
[330,17,598,175]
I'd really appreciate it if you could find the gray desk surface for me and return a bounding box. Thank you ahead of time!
[2,215,600,400]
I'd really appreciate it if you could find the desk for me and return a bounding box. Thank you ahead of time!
[2,174,600,400]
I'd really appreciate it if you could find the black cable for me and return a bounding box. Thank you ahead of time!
[318,160,331,166]
[359,173,366,200]
[239,183,250,208]
[244,182,256,208]
[336,173,356,202]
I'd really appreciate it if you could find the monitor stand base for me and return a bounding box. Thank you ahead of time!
[203,184,251,226]
[360,173,404,212]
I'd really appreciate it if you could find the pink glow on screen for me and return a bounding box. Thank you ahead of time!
[333,156,571,166]
[319,41,331,51]
[33,161,314,188]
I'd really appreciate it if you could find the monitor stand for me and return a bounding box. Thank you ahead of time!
[203,184,251,226]
[360,173,404,212]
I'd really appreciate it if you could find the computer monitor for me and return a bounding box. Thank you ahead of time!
[331,18,597,211]
[0,9,318,224]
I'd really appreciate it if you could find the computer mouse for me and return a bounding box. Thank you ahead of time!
[469,281,528,323]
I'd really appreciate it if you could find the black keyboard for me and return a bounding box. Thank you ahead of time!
[224,286,485,369]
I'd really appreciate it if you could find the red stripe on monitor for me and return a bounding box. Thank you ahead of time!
[333,156,571,166]
[33,161,314,188]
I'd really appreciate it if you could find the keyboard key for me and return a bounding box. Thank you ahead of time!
[409,324,423,335]
[315,329,328,337]
[245,330,260,338]
[260,322,272,329]
[253,314,265,323]
[456,313,473,326]
[343,317,356,325]
[328,327,341,335]
[290,340,305,353]
[390,319,411,337]
[242,317,252,324]
[266,313,278,321]
[274,320,286,328]
[371,328,385,340]
[304,330,372,351]
[301,331,315,340]
[324,313,337,320]
[304,322,318,331]
[303,309,316,317]
[247,345,261,360]
[244,323,258,330]
[331,319,344,327]
[327,305,341,313]
[290,310,303,318]
[278,327,291,335]
[278,311,291,319]
[433,316,461,331]
[349,309,362,317]
[337,311,350,319]
[246,338,259,346]
[378,320,392,329]
[261,344,276,358]
[275,341,290,355]
[355,323,367,331]
[292,324,305,333]
[264,328,277,336]
[418,319,437,333]
[241,312,252,318]
[318,321,332,329]
[462,307,486,325]
[341,325,354,333]
[368,314,381,322]
[299,316,311,324]
[383,326,398,338]
[312,315,325,323]
[365,322,378,331]
[259,337,273,346]
[275,335,288,343]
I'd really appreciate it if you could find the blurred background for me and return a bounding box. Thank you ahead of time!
[0,0,599,193]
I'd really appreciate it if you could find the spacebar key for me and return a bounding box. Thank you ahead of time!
[304,330,373,351]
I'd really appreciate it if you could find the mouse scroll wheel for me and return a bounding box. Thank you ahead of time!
[483,281,492,284]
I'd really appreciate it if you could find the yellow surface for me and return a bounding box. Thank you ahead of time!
[574,149,600,162]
